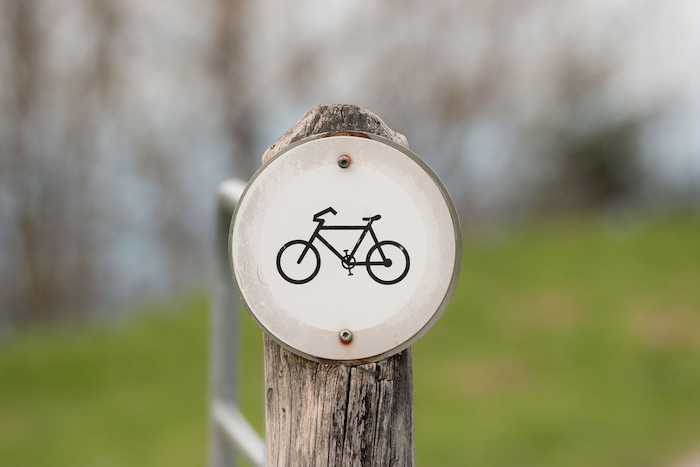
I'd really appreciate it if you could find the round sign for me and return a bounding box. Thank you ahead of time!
[230,133,461,363]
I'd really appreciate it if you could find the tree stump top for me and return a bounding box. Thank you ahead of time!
[262,104,408,165]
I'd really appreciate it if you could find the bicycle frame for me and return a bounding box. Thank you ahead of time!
[298,218,387,266]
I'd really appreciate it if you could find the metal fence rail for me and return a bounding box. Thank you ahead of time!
[209,179,266,467]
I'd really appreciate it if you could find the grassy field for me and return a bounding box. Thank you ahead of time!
[1,215,700,467]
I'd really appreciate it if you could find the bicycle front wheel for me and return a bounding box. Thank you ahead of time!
[366,241,410,285]
[277,240,321,284]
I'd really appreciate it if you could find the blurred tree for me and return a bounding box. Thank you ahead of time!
[542,118,645,212]
[209,0,257,179]
[343,0,674,221]
[0,0,694,328]
[0,0,122,325]
[0,0,256,328]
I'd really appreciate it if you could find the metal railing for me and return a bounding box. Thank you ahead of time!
[209,179,266,467]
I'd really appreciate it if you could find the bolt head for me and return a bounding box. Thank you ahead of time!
[339,329,353,343]
[338,155,352,168]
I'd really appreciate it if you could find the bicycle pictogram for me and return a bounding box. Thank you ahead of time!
[276,207,410,285]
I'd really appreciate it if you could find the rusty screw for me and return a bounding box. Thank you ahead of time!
[339,329,353,343]
[338,155,351,169]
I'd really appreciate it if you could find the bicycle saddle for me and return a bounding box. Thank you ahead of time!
[362,215,381,222]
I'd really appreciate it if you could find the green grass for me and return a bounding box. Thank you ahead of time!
[2,215,700,467]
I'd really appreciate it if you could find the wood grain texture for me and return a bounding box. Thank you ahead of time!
[263,104,414,467]
[261,104,408,164]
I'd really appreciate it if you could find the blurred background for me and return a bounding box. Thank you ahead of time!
[0,1,699,466]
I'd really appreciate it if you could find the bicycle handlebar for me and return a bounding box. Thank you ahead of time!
[313,207,337,222]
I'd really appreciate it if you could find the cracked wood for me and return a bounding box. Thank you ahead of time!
[263,104,415,467]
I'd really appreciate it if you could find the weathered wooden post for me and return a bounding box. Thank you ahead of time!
[261,106,414,467]
[230,104,461,466]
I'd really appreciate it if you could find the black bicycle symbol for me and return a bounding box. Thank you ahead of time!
[276,207,410,285]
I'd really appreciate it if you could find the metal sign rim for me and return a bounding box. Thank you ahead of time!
[229,132,462,364]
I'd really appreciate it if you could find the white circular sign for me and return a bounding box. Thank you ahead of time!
[230,133,461,363]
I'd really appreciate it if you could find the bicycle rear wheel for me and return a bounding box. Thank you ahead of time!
[366,241,410,285]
